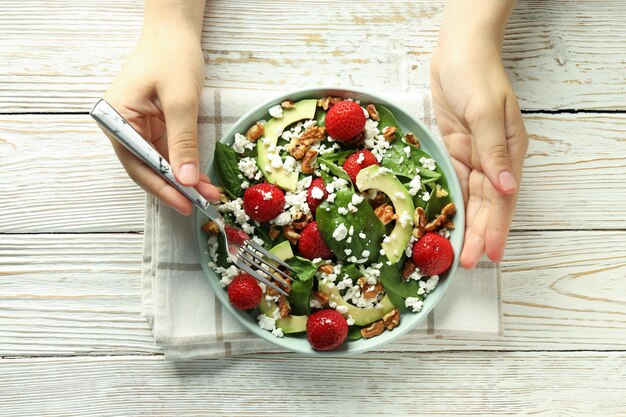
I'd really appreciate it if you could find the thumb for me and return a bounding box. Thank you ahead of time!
[469,100,518,194]
[161,82,201,186]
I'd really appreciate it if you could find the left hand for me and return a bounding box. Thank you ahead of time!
[430,46,528,268]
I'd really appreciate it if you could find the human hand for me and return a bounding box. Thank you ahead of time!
[430,45,528,268]
[103,15,219,215]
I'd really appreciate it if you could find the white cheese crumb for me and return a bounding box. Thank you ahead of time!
[233,133,255,154]
[405,297,424,313]
[336,305,349,314]
[311,186,324,200]
[338,207,349,215]
[359,232,366,239]
[268,104,283,119]
[421,191,431,202]
[419,157,437,171]
[333,223,348,241]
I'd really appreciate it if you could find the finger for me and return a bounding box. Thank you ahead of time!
[450,156,470,204]
[159,81,201,187]
[108,138,193,215]
[504,94,529,180]
[460,175,491,269]
[468,98,518,195]
[485,189,517,263]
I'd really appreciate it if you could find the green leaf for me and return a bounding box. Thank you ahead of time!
[215,233,230,269]
[316,189,385,263]
[288,278,313,316]
[378,255,421,311]
[381,139,441,182]
[320,149,355,165]
[346,326,363,341]
[286,256,318,282]
[375,104,404,139]
[341,264,363,280]
[214,142,243,199]
[315,108,327,127]
[318,157,353,184]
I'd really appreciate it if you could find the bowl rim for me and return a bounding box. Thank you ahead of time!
[194,86,465,355]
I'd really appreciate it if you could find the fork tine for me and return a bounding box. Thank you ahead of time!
[245,240,298,273]
[240,245,292,289]
[237,250,291,292]
[234,259,289,297]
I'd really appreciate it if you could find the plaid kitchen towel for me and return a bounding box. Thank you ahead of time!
[142,89,502,360]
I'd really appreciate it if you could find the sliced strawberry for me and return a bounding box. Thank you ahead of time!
[298,221,333,260]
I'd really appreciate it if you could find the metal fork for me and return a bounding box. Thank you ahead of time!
[90,99,293,296]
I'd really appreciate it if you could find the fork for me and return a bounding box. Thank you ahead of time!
[90,99,293,296]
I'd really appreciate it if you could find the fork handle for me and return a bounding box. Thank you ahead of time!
[90,99,223,225]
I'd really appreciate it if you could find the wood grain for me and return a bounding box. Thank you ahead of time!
[1,231,625,356]
[1,1,626,112]
[0,353,625,416]
[1,113,625,232]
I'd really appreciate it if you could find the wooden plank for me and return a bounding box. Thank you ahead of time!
[1,113,625,232]
[1,1,626,112]
[0,353,625,416]
[1,231,625,356]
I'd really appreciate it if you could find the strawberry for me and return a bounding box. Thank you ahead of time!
[325,100,366,142]
[227,274,262,310]
[243,183,285,223]
[224,225,248,245]
[298,221,333,260]
[306,177,328,215]
[411,232,454,276]
[306,309,349,351]
[343,149,379,184]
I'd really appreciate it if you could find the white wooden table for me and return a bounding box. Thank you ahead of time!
[1,1,625,415]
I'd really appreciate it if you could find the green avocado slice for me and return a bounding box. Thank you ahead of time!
[318,281,396,326]
[257,99,317,191]
[356,165,415,264]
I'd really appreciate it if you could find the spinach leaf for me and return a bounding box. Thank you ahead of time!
[320,150,355,165]
[286,256,318,282]
[346,326,363,341]
[379,255,421,311]
[316,189,385,263]
[288,278,313,316]
[215,233,230,269]
[315,108,327,127]
[341,264,363,280]
[318,157,353,184]
[381,139,441,182]
[375,104,404,139]
[214,142,243,199]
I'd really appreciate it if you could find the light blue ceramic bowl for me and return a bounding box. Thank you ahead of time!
[194,87,465,355]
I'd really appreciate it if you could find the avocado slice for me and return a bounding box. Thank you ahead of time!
[257,99,317,191]
[257,298,307,333]
[318,281,396,326]
[257,241,307,333]
[356,165,415,264]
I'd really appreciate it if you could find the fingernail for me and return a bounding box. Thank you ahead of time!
[179,163,198,184]
[499,171,517,192]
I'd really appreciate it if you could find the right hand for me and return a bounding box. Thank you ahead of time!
[102,25,220,215]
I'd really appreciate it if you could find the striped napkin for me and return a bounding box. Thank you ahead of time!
[142,89,502,360]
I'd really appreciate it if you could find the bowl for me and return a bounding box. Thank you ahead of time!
[194,86,465,355]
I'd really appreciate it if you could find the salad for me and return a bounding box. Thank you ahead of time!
[202,96,456,351]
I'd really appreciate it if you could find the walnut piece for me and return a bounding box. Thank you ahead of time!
[301,149,318,174]
[366,104,380,121]
[317,96,343,110]
[357,277,384,300]
[317,264,334,274]
[278,295,291,318]
[368,191,387,208]
[405,132,420,147]
[424,203,456,233]
[443,219,455,230]
[291,211,312,230]
[382,126,397,142]
[361,320,385,339]
[435,184,449,199]
[281,100,295,109]
[283,224,301,245]
[413,207,427,238]
[201,221,220,235]
[245,122,264,142]
[402,259,416,281]
[313,291,329,305]
[268,225,280,241]
[299,126,326,146]
[289,143,309,160]
[374,204,395,225]
[382,308,401,330]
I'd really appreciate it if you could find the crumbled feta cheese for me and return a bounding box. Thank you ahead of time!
[261,191,272,200]
[310,298,323,309]
[403,146,411,157]
[241,181,250,189]
[269,153,283,169]
[421,191,431,202]
[405,297,424,313]
[346,315,355,326]
[272,211,292,226]
[394,192,406,200]
[268,104,283,119]
[336,305,349,314]
[217,198,249,224]
[348,226,354,236]
[419,157,437,171]
[333,223,348,241]
[233,133,255,154]
[218,265,239,287]
[257,313,284,338]
[356,152,365,164]
[408,175,422,196]
[283,156,297,173]
[344,249,352,256]
[311,186,325,200]
[361,250,370,258]
[398,211,412,227]
[351,194,364,205]
[329,301,337,308]
[359,232,366,239]
[338,207,349,215]
[238,157,262,180]
[438,228,451,239]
